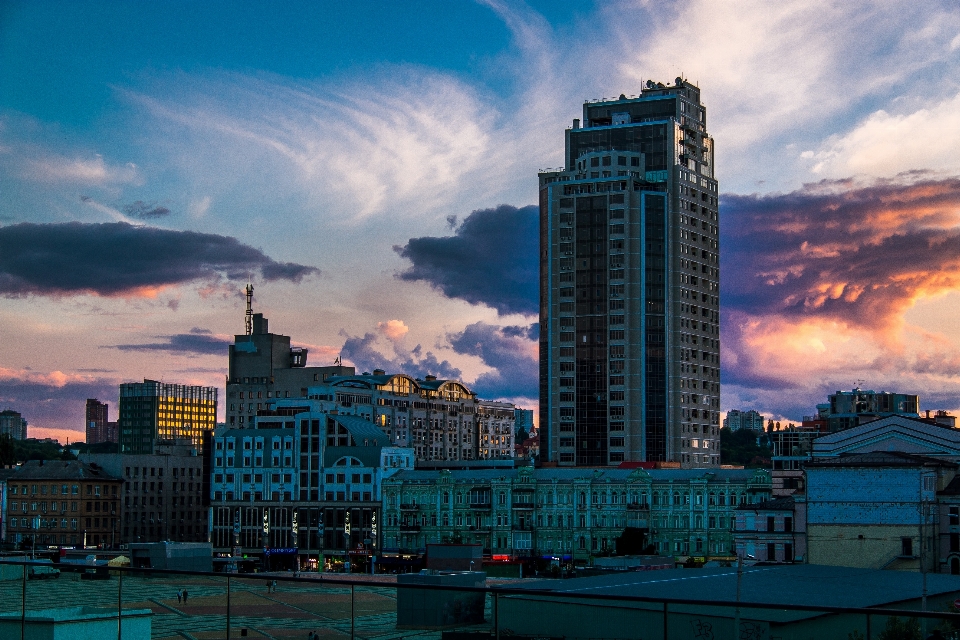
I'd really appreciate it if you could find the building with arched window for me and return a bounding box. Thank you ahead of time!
[381,466,770,564]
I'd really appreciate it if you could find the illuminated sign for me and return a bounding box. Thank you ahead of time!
[262,511,270,536]
[291,510,299,536]
[344,511,351,536]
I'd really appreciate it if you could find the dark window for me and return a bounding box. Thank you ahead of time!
[951,533,959,553]
[767,543,776,561]
[901,537,913,556]
[784,543,793,562]
[784,516,793,532]
[951,507,959,526]
[767,516,775,532]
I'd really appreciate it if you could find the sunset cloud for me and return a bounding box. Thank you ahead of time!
[377,319,410,342]
[722,175,960,330]
[339,326,462,381]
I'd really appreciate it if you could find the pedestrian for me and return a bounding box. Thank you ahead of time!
[272,579,277,593]
[176,589,182,603]
[183,589,188,604]
[266,580,272,593]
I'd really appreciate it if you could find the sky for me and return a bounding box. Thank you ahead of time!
[2,0,960,444]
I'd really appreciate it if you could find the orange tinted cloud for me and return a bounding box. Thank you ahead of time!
[723,175,960,330]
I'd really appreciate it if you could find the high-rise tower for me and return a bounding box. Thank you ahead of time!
[539,78,720,468]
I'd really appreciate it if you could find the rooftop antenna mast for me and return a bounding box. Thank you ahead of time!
[245,284,254,335]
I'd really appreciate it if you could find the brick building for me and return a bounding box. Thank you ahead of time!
[3,460,122,548]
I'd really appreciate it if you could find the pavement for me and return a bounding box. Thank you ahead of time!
[0,571,494,639]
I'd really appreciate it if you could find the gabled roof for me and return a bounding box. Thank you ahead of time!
[812,415,960,459]
[9,459,121,481]
[938,474,960,496]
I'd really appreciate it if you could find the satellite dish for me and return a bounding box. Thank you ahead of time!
[676,77,684,85]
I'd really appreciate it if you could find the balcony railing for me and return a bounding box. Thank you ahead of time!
[399,503,420,511]
[0,558,957,639]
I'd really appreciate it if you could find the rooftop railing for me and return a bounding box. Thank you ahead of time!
[0,558,959,640]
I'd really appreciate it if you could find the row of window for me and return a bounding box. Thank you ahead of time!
[9,517,110,529]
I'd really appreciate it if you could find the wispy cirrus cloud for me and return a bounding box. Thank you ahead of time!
[0,222,320,297]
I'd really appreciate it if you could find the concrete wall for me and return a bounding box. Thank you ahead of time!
[807,524,925,569]
[0,606,151,640]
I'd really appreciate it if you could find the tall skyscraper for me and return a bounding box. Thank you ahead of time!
[539,78,720,468]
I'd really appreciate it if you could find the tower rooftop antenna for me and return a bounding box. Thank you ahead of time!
[245,284,254,335]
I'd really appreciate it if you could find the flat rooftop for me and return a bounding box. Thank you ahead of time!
[514,564,960,611]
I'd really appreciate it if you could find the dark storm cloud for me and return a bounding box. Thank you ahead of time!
[111,327,231,355]
[447,321,538,399]
[721,175,960,329]
[123,200,171,219]
[339,332,462,381]
[0,222,320,296]
[394,204,538,316]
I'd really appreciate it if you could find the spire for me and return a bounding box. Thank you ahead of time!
[244,284,254,335]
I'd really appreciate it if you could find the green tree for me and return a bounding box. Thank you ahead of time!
[719,427,772,466]
[0,434,14,466]
[877,616,920,640]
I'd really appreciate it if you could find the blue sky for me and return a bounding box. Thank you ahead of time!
[2,1,960,442]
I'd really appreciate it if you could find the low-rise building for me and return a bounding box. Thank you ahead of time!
[209,409,413,570]
[381,466,772,563]
[80,441,208,544]
[733,495,806,563]
[3,460,122,548]
[805,451,947,571]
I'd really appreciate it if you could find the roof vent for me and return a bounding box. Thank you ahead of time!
[373,369,385,376]
[425,375,437,381]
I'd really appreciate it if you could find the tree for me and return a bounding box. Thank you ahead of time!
[877,616,920,640]
[719,427,772,467]
[0,434,14,466]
